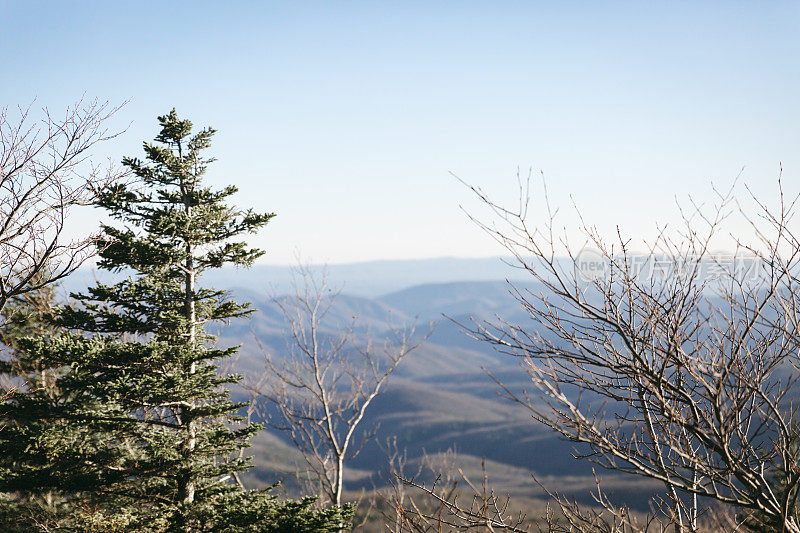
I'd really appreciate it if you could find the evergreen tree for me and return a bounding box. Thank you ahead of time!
[0,111,351,531]
[0,280,71,531]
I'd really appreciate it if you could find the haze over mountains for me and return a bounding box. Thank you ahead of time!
[183,257,661,509]
[64,257,531,298]
[62,257,660,507]
[63,255,775,511]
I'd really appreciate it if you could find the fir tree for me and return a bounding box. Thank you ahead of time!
[0,111,351,531]
[0,280,70,531]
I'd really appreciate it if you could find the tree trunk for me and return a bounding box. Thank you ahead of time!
[335,454,344,530]
[177,179,197,527]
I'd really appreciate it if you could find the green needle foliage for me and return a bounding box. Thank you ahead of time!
[0,111,351,532]
[0,279,72,531]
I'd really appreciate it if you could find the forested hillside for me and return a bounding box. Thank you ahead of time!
[218,280,662,510]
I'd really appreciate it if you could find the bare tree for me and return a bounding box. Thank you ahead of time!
[392,452,533,532]
[0,98,124,315]
[246,264,429,512]
[394,455,680,532]
[451,173,800,532]
[396,172,800,532]
[380,437,426,533]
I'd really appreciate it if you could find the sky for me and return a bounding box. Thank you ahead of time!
[2,1,798,264]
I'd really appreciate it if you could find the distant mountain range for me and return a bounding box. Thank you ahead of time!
[63,256,533,298]
[62,257,661,508]
[196,260,661,509]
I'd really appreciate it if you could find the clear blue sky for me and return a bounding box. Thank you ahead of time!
[2,2,798,264]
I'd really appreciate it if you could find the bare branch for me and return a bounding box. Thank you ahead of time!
[0,98,127,315]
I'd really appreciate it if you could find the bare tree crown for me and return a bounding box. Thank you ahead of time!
[247,263,430,512]
[396,173,800,533]
[0,98,124,314]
